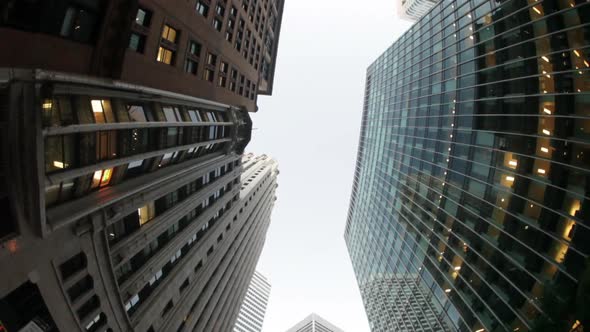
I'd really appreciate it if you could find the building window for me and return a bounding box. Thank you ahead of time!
[67,275,93,302]
[91,168,113,189]
[196,1,209,17]
[218,61,228,87]
[215,3,225,16]
[203,69,215,82]
[90,99,115,123]
[59,252,87,280]
[185,40,202,75]
[206,52,217,66]
[185,60,198,75]
[129,33,146,53]
[162,300,174,317]
[188,40,202,57]
[138,202,156,226]
[59,6,98,43]
[213,18,223,31]
[220,61,228,74]
[203,52,217,83]
[135,8,152,27]
[161,24,178,43]
[157,47,175,65]
[218,76,227,87]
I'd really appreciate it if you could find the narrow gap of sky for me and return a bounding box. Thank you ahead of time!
[247,1,412,331]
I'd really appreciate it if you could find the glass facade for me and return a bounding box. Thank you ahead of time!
[345,1,590,331]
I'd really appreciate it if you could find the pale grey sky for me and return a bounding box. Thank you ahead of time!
[247,1,412,331]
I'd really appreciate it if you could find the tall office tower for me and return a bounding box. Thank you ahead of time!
[0,69,279,332]
[398,0,439,20]
[233,270,271,332]
[0,1,283,331]
[286,313,344,332]
[346,1,590,332]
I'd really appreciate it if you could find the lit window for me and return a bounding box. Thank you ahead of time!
[508,160,518,167]
[506,176,515,182]
[91,169,113,188]
[541,147,549,153]
[537,168,546,175]
[161,25,177,43]
[157,47,174,65]
[138,203,155,226]
[91,99,114,123]
[42,99,53,111]
[542,129,551,135]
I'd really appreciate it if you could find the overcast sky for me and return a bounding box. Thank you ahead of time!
[247,1,412,331]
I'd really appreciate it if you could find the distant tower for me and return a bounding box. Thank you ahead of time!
[286,313,344,332]
[233,271,271,332]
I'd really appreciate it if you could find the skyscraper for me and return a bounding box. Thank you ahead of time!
[233,270,271,332]
[0,1,283,331]
[286,313,344,332]
[346,1,590,332]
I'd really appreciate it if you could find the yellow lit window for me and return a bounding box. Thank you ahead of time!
[42,99,53,111]
[157,47,174,65]
[91,168,113,189]
[161,25,177,43]
[91,99,114,123]
[138,202,156,226]
[540,147,549,153]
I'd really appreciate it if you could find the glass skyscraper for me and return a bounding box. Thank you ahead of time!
[345,1,590,332]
